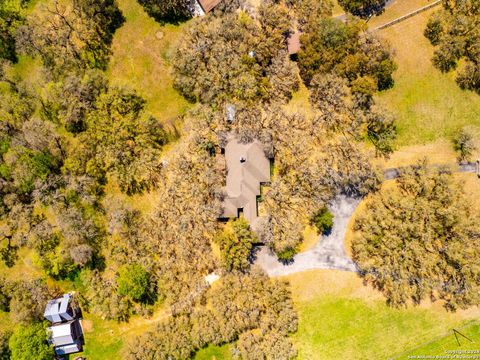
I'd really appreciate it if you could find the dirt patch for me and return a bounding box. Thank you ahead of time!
[82,319,94,333]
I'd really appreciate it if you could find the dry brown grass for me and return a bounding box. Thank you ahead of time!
[298,225,319,253]
[367,0,433,28]
[374,140,458,169]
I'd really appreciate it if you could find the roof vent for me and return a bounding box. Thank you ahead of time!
[240,157,246,163]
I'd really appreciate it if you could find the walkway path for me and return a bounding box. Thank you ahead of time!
[254,162,478,276]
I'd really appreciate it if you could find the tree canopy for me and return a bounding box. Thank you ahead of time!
[352,162,480,310]
[173,3,298,105]
[0,0,27,62]
[67,87,169,194]
[124,272,298,360]
[424,0,480,93]
[137,0,195,23]
[17,0,124,75]
[298,18,396,93]
[338,0,386,18]
[8,323,53,360]
[214,217,257,272]
[117,264,151,302]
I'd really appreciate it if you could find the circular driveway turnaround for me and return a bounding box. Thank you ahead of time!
[254,163,478,277]
[254,195,360,276]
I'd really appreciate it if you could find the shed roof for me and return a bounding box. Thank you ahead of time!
[55,343,82,356]
[197,0,222,13]
[287,31,302,55]
[44,294,74,324]
[221,137,270,225]
[49,323,75,346]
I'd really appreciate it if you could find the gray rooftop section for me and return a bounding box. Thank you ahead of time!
[48,320,83,356]
[221,137,271,226]
[44,294,74,324]
[54,343,82,356]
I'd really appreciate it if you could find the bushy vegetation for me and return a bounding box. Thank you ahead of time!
[137,0,195,23]
[287,0,333,29]
[453,128,477,162]
[17,0,124,75]
[338,0,386,18]
[8,323,53,360]
[298,18,396,93]
[352,161,480,310]
[67,87,169,194]
[0,0,28,62]
[311,206,333,234]
[117,264,151,302]
[0,330,11,360]
[214,218,257,272]
[124,272,298,360]
[424,1,480,94]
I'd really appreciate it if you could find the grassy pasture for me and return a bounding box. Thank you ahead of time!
[195,344,233,360]
[398,322,480,359]
[107,0,192,126]
[286,270,480,360]
[374,7,480,146]
[367,0,432,28]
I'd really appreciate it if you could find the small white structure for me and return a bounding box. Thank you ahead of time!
[226,103,236,123]
[44,294,74,324]
[48,321,84,356]
[205,272,220,285]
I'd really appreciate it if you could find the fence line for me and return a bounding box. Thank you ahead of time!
[375,0,442,30]
[388,320,480,360]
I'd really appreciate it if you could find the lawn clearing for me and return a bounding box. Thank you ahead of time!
[107,0,191,127]
[397,321,480,359]
[367,0,432,29]
[374,8,480,146]
[0,248,43,282]
[286,270,480,360]
[195,344,233,360]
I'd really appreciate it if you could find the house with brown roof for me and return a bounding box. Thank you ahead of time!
[194,0,222,15]
[220,136,271,230]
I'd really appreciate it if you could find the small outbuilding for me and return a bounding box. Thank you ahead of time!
[194,0,222,15]
[287,31,302,58]
[44,294,75,324]
[48,320,84,356]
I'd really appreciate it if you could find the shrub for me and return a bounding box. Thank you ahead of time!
[0,330,11,360]
[117,264,150,302]
[338,0,386,18]
[453,128,477,162]
[311,207,334,234]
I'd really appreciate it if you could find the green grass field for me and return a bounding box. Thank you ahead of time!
[106,0,191,127]
[195,344,233,360]
[375,8,480,146]
[395,322,480,359]
[286,271,480,360]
